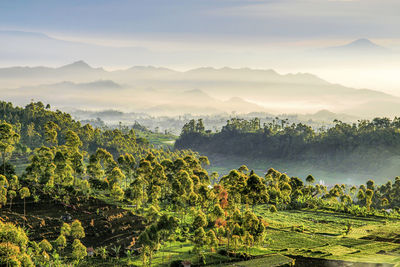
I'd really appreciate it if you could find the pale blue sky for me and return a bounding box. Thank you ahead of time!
[1,0,399,40]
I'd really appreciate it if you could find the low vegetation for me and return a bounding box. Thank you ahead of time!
[0,102,400,266]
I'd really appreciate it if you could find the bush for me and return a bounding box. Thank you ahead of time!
[270,205,278,213]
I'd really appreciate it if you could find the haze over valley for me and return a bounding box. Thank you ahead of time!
[2,58,400,118]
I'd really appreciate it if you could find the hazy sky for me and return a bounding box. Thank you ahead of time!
[1,0,399,42]
[1,0,400,94]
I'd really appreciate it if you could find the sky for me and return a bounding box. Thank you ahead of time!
[1,0,400,94]
[2,0,400,42]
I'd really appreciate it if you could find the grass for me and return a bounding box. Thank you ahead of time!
[252,206,400,266]
[107,206,400,266]
[127,241,232,266]
[135,131,177,148]
[210,254,295,267]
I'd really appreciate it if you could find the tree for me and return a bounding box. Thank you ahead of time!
[39,239,53,252]
[211,203,225,222]
[306,174,315,184]
[193,210,207,229]
[206,229,218,250]
[137,215,179,266]
[146,205,160,222]
[19,187,30,218]
[65,130,82,151]
[118,153,136,188]
[0,122,20,175]
[60,223,71,236]
[245,174,269,205]
[199,156,210,168]
[70,220,85,239]
[71,239,87,262]
[55,235,67,251]
[365,189,374,211]
[44,121,60,146]
[242,231,254,253]
[357,189,365,203]
[8,175,19,191]
[366,180,375,190]
[382,198,389,207]
[108,167,125,188]
[270,205,277,213]
[193,227,207,253]
[0,221,33,266]
[8,190,16,210]
[111,184,124,201]
[70,150,84,183]
[0,175,7,208]
[238,165,249,174]
[210,172,219,185]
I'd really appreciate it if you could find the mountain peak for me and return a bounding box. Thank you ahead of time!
[347,38,380,48]
[59,60,92,69]
[339,38,388,52]
[322,38,388,53]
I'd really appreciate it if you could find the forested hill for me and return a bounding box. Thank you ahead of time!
[0,101,193,163]
[175,117,400,175]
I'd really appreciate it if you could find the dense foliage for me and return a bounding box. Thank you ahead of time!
[175,117,400,170]
[1,102,400,266]
[0,101,154,156]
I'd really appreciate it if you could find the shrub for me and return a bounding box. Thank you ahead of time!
[270,205,278,213]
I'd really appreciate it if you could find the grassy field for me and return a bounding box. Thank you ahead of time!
[112,206,400,266]
[256,207,400,266]
[135,131,177,148]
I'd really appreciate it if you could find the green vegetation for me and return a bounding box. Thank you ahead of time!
[175,118,400,178]
[1,102,400,266]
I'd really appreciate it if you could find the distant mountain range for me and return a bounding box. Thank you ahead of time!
[1,60,400,117]
[1,30,398,68]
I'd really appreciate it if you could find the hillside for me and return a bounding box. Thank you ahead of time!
[2,102,400,266]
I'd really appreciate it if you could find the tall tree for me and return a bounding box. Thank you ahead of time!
[19,187,30,219]
[0,122,20,175]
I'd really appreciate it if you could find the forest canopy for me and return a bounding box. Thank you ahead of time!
[175,117,400,174]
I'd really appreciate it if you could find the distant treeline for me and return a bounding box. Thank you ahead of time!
[175,117,400,165]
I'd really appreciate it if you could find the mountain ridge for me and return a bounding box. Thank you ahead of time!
[1,61,400,117]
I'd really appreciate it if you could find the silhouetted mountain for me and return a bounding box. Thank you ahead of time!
[300,110,359,122]
[59,60,94,70]
[322,38,389,54]
[343,39,385,50]
[1,61,400,116]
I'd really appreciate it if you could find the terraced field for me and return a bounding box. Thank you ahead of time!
[257,208,400,266]
[123,207,400,266]
[0,196,146,251]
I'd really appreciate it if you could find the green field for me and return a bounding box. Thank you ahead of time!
[111,207,400,266]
